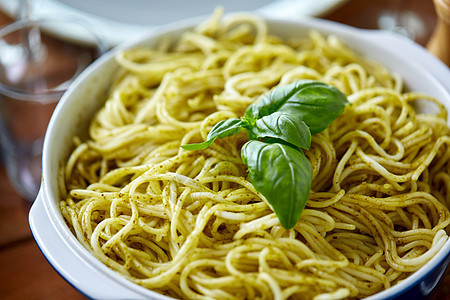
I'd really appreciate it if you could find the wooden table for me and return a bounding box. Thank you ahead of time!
[0,1,448,299]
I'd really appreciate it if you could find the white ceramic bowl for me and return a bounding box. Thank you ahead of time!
[29,14,450,300]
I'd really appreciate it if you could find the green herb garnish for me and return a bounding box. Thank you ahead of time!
[182,80,349,229]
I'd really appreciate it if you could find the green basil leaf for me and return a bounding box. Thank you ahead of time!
[245,83,299,120]
[249,112,311,150]
[181,138,217,150]
[206,118,244,140]
[241,140,312,230]
[246,80,348,135]
[181,118,244,150]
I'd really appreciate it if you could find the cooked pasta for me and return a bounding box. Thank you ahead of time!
[60,9,450,300]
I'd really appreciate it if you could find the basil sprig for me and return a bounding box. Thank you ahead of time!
[182,80,348,229]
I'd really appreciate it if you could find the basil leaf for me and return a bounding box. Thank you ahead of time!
[245,83,299,120]
[249,112,311,150]
[181,138,217,150]
[246,80,348,135]
[241,140,312,230]
[182,80,347,229]
[182,118,244,150]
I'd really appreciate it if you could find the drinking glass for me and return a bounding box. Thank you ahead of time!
[0,17,105,201]
[377,0,431,44]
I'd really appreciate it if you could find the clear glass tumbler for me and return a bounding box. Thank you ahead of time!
[0,17,105,201]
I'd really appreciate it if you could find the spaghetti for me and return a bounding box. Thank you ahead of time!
[60,9,450,300]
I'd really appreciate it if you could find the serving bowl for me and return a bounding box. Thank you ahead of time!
[29,13,450,300]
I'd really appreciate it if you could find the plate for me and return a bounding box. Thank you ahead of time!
[29,14,450,299]
[0,0,347,47]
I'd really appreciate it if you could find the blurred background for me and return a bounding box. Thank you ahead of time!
[0,0,447,299]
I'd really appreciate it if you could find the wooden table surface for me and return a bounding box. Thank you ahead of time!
[0,1,448,299]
